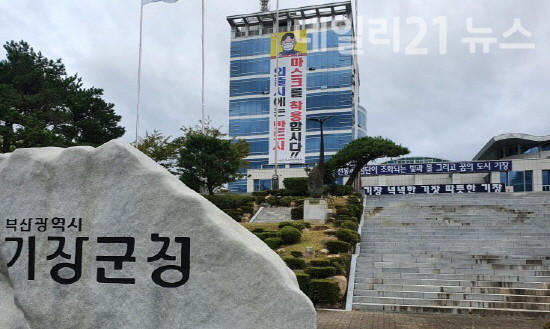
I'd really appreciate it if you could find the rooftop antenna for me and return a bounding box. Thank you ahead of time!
[260,0,269,12]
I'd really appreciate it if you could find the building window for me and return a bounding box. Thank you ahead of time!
[253,179,272,192]
[500,170,533,192]
[543,170,550,192]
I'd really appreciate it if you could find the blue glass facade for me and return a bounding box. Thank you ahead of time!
[227,8,365,193]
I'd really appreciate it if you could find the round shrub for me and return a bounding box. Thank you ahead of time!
[338,220,358,231]
[325,240,351,254]
[307,279,340,305]
[264,237,282,249]
[283,256,306,270]
[295,272,310,293]
[251,228,264,233]
[290,251,303,258]
[336,228,360,245]
[280,226,302,244]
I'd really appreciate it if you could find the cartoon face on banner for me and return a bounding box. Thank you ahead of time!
[270,30,308,58]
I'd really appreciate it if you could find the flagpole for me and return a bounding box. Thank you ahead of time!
[135,3,144,147]
[201,0,205,134]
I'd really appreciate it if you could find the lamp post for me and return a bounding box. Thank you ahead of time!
[308,115,333,176]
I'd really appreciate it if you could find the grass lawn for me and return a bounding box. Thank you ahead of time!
[242,222,336,258]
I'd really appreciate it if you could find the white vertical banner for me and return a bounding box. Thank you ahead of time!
[269,30,308,164]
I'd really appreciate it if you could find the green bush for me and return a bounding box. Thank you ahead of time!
[278,220,310,230]
[305,266,337,279]
[335,205,351,217]
[280,226,302,244]
[291,206,304,220]
[264,237,282,249]
[240,206,253,214]
[336,228,360,245]
[543,321,550,329]
[283,177,309,196]
[251,228,264,233]
[347,195,362,205]
[348,204,363,218]
[283,256,307,270]
[206,195,255,210]
[329,254,352,275]
[254,231,279,241]
[308,279,340,305]
[278,196,295,207]
[290,251,303,258]
[224,209,242,222]
[295,272,310,293]
[325,241,351,254]
[335,214,358,222]
[327,185,355,196]
[309,259,331,267]
[337,220,359,231]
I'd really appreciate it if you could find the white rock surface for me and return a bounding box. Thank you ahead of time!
[0,140,316,329]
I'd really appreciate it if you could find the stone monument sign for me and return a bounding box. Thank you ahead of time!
[0,140,316,329]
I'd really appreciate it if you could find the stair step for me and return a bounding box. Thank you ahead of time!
[352,303,550,317]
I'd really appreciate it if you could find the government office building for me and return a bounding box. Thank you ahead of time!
[226,1,366,193]
[359,134,550,196]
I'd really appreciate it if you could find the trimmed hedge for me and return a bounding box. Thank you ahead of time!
[308,279,340,305]
[325,240,351,254]
[264,237,282,249]
[327,185,355,196]
[329,254,351,275]
[336,228,360,245]
[295,272,310,293]
[280,226,302,244]
[283,177,309,196]
[291,206,304,220]
[283,256,307,270]
[254,231,280,241]
[290,251,304,258]
[309,259,331,267]
[305,266,337,279]
[336,220,359,231]
[278,221,310,230]
[224,209,242,222]
[347,195,362,205]
[241,206,253,214]
[205,195,254,210]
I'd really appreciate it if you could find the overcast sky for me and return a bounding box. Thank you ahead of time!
[1,0,548,161]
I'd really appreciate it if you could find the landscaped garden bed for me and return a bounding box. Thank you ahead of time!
[241,193,363,309]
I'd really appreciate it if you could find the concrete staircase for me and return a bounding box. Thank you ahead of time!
[352,192,550,317]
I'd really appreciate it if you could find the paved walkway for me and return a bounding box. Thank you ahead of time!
[317,310,549,329]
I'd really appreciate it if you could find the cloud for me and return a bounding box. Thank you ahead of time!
[0,0,548,161]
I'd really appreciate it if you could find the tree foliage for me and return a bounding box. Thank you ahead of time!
[137,119,249,195]
[136,130,183,174]
[326,136,410,185]
[178,131,249,195]
[0,40,124,152]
